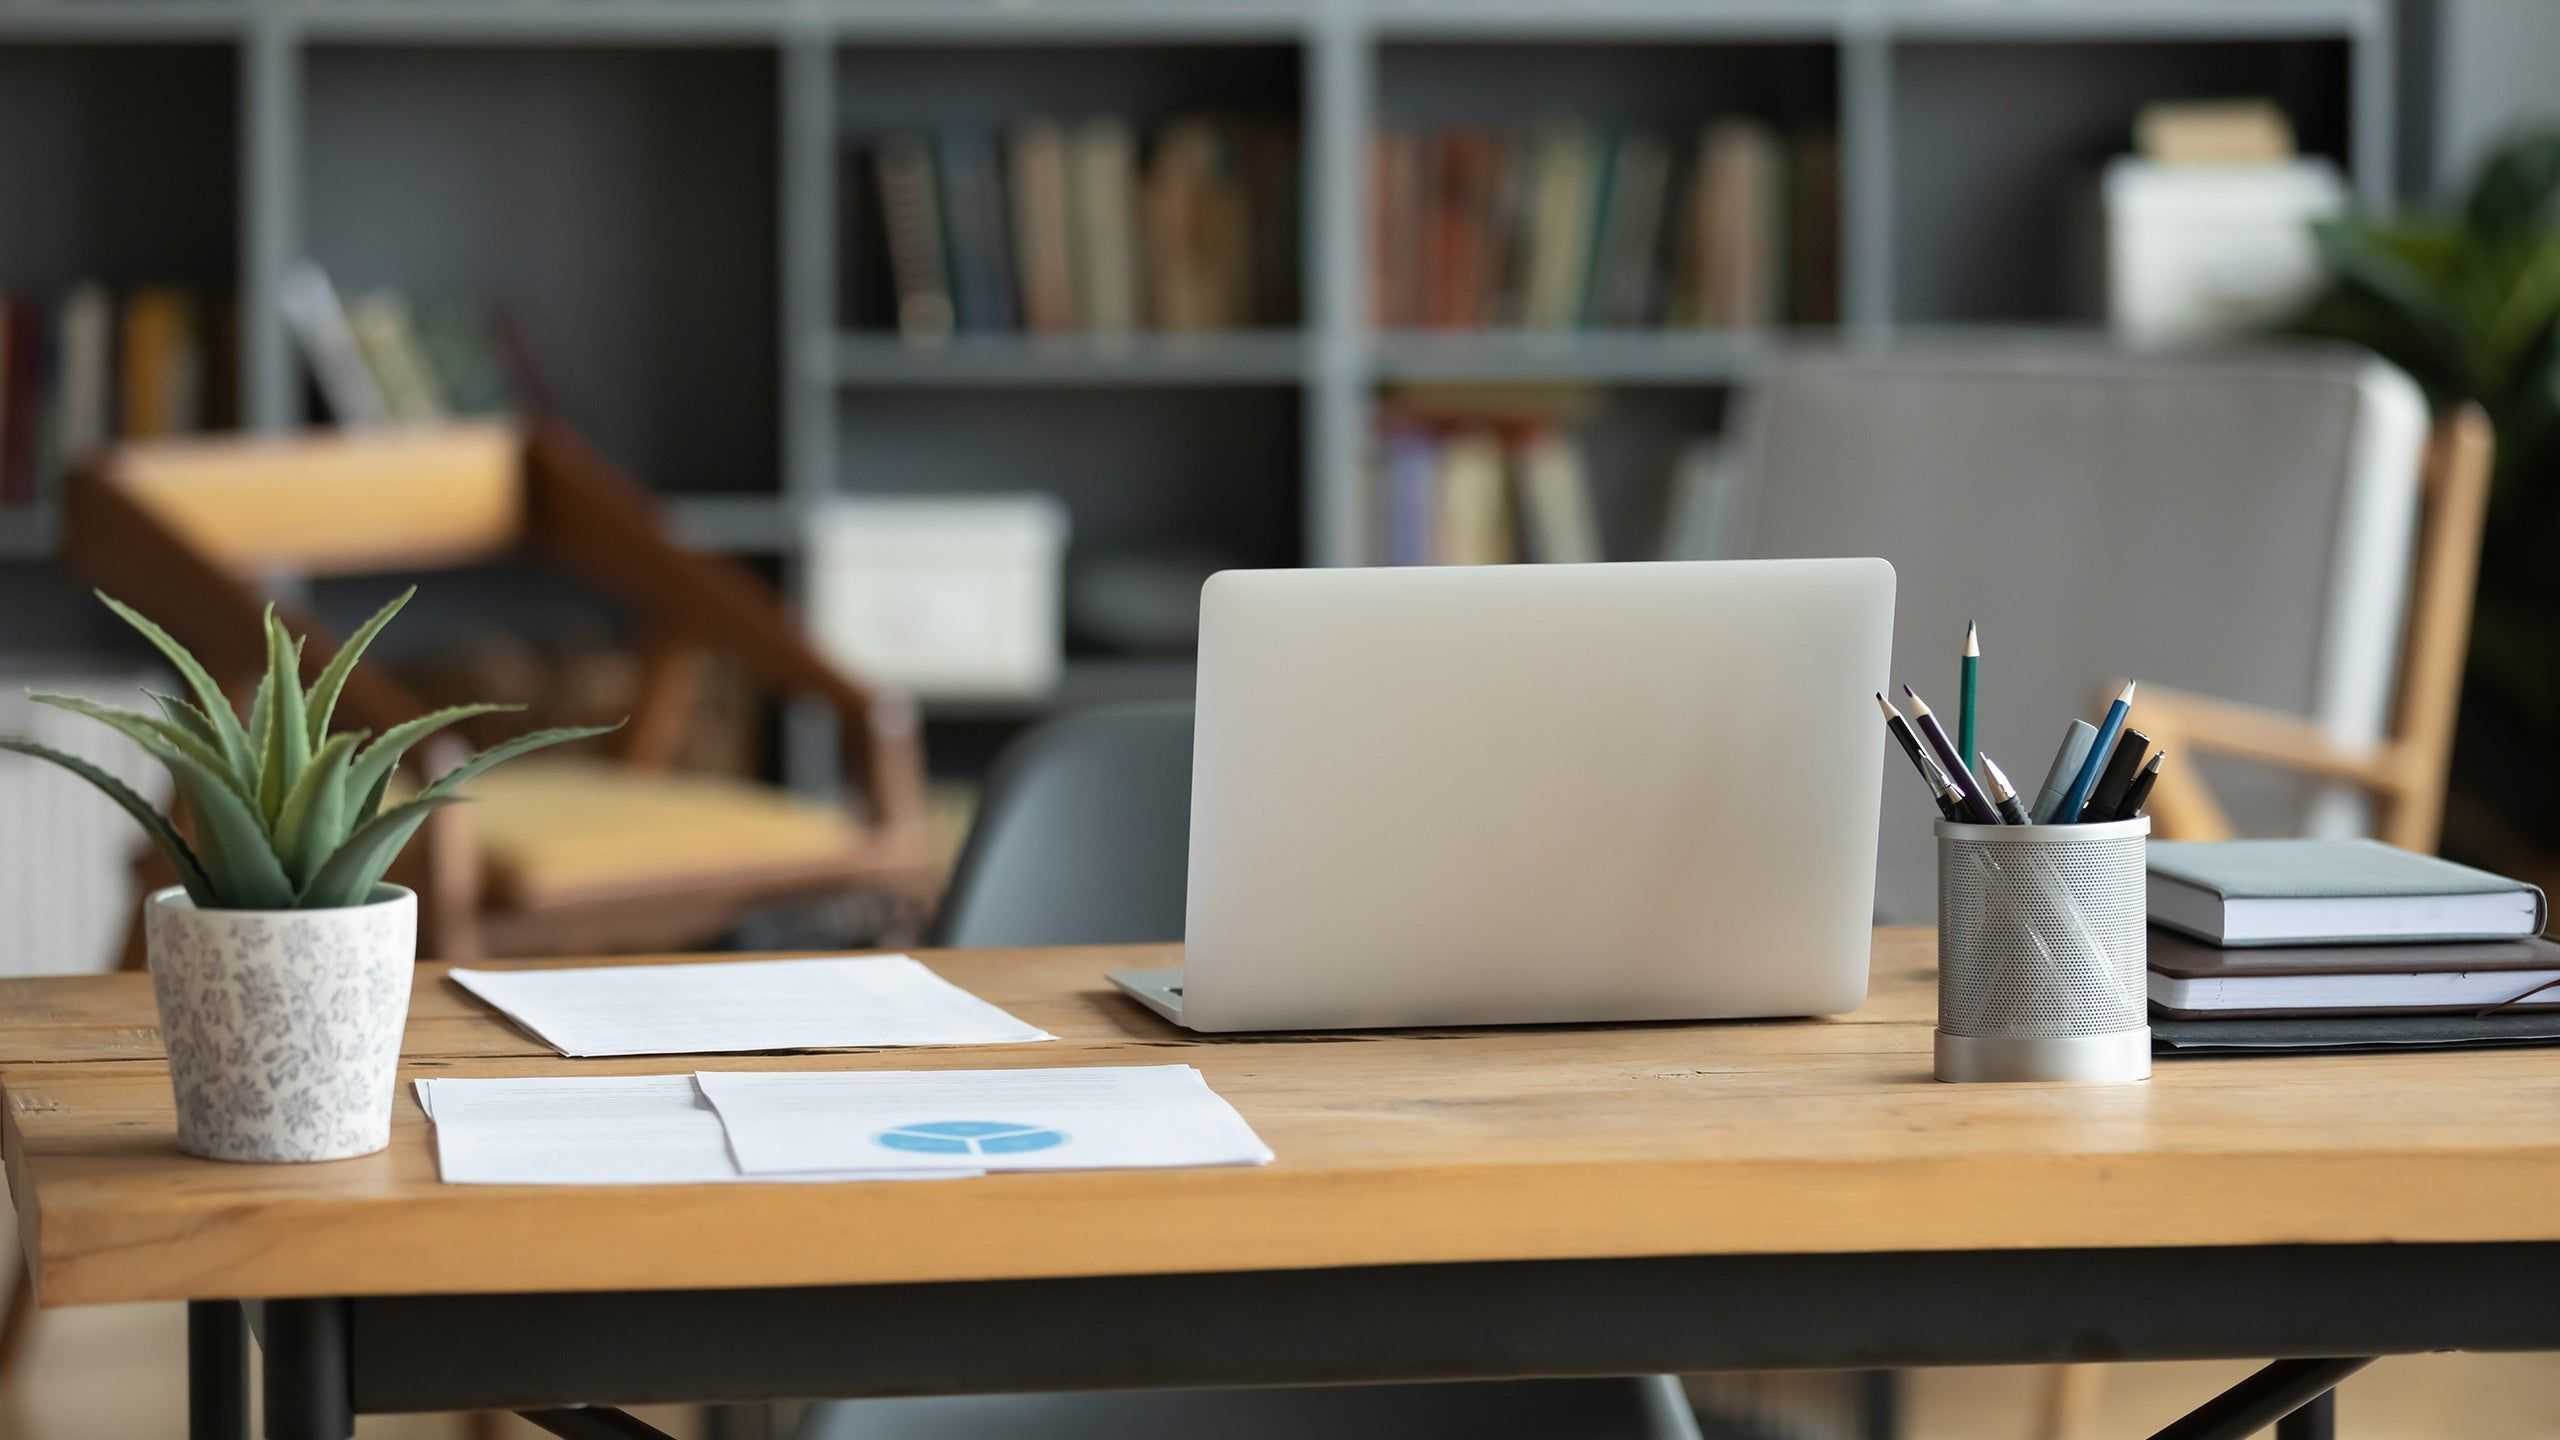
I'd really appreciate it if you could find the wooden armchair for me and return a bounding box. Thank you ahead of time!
[2137,408,2493,853]
[62,419,938,962]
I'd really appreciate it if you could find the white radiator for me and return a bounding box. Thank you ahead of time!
[0,672,167,977]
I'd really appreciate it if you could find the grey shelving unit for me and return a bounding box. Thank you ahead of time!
[0,0,2395,776]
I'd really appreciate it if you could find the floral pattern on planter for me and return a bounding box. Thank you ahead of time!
[144,886,416,1163]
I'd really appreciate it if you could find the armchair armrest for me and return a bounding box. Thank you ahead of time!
[2135,686,2403,789]
[2132,685,2407,844]
[519,422,933,857]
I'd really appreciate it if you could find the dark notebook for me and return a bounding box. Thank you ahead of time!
[2154,1010,2560,1057]
[2148,928,2560,1018]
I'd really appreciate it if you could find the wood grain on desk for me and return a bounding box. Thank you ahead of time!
[5,929,2559,1308]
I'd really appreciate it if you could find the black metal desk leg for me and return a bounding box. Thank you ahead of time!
[2276,1390,2337,1440]
[188,1300,247,1440]
[261,1299,352,1440]
[1859,1370,1902,1440]
[2147,1357,2371,1440]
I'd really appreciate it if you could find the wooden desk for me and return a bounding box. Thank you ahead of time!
[6,929,2560,1440]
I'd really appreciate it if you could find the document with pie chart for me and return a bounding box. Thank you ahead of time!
[695,1064,1275,1174]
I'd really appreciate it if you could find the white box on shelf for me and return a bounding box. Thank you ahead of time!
[2100,157,2347,345]
[808,495,1070,700]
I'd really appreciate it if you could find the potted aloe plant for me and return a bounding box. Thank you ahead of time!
[1,588,614,1162]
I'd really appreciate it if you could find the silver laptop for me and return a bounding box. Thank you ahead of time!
[1110,558,1895,1031]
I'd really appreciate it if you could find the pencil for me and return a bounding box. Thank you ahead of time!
[1958,621,1979,771]
[1977,752,2033,826]
[1901,685,2003,825]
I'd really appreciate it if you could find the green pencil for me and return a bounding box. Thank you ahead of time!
[1958,621,1979,770]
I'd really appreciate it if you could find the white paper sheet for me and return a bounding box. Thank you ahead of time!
[446,955,1055,1058]
[416,1075,978,1185]
[695,1064,1276,1175]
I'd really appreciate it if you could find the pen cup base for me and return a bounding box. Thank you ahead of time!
[1934,1027,2152,1084]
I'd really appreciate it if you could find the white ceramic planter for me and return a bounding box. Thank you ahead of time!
[144,885,417,1163]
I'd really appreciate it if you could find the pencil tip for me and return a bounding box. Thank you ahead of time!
[1874,690,1896,717]
[2119,679,2138,702]
[1965,622,1978,655]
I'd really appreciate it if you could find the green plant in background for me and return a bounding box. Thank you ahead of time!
[2289,127,2560,839]
[0,588,617,910]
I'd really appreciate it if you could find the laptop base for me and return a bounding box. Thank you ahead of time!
[1107,967,1188,1027]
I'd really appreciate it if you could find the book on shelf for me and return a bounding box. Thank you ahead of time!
[853,114,1299,345]
[1370,397,1630,568]
[1432,428,1512,566]
[280,263,523,426]
[877,132,957,345]
[1689,118,1786,330]
[938,131,1019,335]
[281,260,388,425]
[1523,125,1597,330]
[0,282,252,509]
[1008,118,1079,335]
[1660,434,1743,561]
[1588,132,1671,327]
[1072,117,1143,337]
[410,300,519,418]
[55,285,113,469]
[1144,119,1253,333]
[0,297,41,506]
[1238,125,1301,331]
[1786,131,1841,328]
[348,291,449,422]
[1372,117,1831,335]
[1514,428,1602,564]
[118,288,205,440]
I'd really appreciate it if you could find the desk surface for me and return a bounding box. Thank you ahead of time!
[6,928,2559,1308]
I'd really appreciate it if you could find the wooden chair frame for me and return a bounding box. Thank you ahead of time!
[2137,407,2494,853]
[60,419,936,963]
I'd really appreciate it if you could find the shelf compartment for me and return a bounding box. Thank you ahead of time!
[0,42,238,298]
[832,386,1303,568]
[1890,38,2352,325]
[301,44,780,495]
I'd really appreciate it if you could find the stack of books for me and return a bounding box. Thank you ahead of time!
[2146,839,2559,1054]
[279,261,529,427]
[1368,118,1836,332]
[1368,388,1736,567]
[0,283,238,509]
[847,116,1300,344]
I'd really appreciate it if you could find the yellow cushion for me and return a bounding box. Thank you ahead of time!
[458,758,867,907]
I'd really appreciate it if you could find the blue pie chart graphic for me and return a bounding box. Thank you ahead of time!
[877,1120,1068,1156]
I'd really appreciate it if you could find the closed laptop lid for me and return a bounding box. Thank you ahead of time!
[1181,558,1894,1031]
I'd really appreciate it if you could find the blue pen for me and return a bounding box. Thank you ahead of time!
[2053,680,2136,824]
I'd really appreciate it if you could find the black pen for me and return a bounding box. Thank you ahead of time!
[1900,686,2004,825]
[2081,726,2154,822]
[1877,692,1970,821]
[2111,751,2164,820]
[1978,753,2034,826]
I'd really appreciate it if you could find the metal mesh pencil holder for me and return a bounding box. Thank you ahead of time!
[1935,816,2151,1083]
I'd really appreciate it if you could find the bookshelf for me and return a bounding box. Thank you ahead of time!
[0,0,2396,784]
